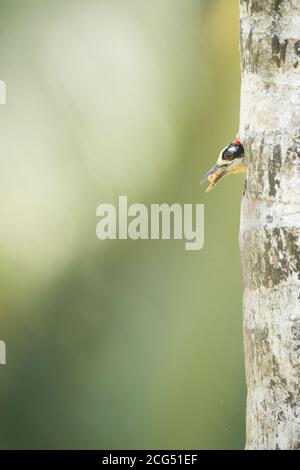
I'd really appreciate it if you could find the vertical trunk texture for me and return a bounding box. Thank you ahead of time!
[239,0,300,450]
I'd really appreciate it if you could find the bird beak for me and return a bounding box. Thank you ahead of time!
[200,163,227,185]
[201,159,245,192]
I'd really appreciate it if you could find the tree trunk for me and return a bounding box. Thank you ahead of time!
[239,0,300,450]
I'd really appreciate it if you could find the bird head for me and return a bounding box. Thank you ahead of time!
[201,138,246,192]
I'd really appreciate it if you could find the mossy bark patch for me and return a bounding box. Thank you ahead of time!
[241,227,300,290]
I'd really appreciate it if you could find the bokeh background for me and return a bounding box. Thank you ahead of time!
[0,0,246,449]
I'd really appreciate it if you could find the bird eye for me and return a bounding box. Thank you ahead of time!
[222,148,235,161]
[222,143,244,161]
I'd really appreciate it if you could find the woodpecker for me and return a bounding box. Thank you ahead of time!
[201,138,246,192]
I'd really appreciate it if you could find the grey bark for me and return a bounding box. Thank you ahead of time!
[239,0,300,450]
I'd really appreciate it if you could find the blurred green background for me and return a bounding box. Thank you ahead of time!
[0,0,245,449]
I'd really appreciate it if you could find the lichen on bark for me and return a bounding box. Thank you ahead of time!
[239,0,300,450]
